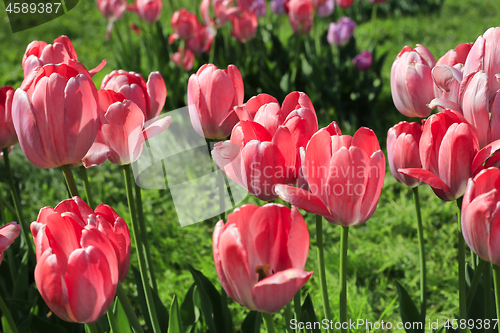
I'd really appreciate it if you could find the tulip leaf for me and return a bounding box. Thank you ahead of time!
[30,315,68,333]
[2,316,14,333]
[180,283,199,333]
[301,294,321,333]
[113,298,133,333]
[131,266,169,333]
[168,295,183,333]
[395,281,424,333]
[241,311,261,333]
[188,265,233,333]
[12,251,28,299]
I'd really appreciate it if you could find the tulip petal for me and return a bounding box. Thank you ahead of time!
[281,92,315,118]
[304,129,332,204]
[230,121,272,149]
[359,150,385,223]
[427,98,463,114]
[432,64,463,92]
[287,207,310,269]
[399,168,452,196]
[212,141,246,188]
[213,220,236,301]
[143,115,172,140]
[352,127,380,157]
[0,222,21,253]
[472,139,500,175]
[244,94,279,119]
[251,268,313,313]
[274,184,331,218]
[146,72,167,120]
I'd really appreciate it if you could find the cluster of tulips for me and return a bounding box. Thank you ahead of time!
[387,27,500,323]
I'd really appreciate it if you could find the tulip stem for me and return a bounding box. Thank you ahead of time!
[79,166,94,208]
[339,226,349,333]
[315,215,332,333]
[262,312,276,333]
[293,291,301,322]
[485,262,493,329]
[135,183,158,293]
[492,265,500,329]
[85,323,98,333]
[123,164,161,333]
[0,291,18,333]
[456,199,466,330]
[466,259,486,312]
[107,303,119,333]
[2,148,35,262]
[412,187,426,322]
[116,283,144,333]
[61,164,80,197]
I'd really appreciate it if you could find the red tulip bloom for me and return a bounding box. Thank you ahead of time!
[287,0,314,34]
[399,110,479,201]
[0,222,21,265]
[171,47,195,71]
[275,122,385,226]
[12,62,99,169]
[390,44,436,118]
[212,92,318,201]
[128,0,163,23]
[31,197,130,323]
[0,86,17,149]
[213,204,313,313]
[187,64,244,140]
[462,167,500,266]
[97,0,126,21]
[387,121,423,188]
[227,8,258,43]
[170,9,203,40]
[335,0,353,8]
[83,90,172,167]
[22,36,105,78]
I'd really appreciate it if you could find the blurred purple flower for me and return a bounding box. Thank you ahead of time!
[327,16,356,45]
[250,0,267,17]
[353,50,373,71]
[270,0,287,14]
[317,0,334,17]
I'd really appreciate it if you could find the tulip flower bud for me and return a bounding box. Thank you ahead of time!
[213,204,313,313]
[327,17,356,46]
[228,9,258,43]
[316,0,334,17]
[287,0,314,34]
[31,197,130,323]
[387,121,423,188]
[390,44,436,118]
[128,0,163,23]
[270,0,288,14]
[97,0,126,21]
[0,222,21,265]
[0,86,17,150]
[353,50,372,71]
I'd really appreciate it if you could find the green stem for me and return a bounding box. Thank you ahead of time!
[85,322,98,333]
[284,303,293,333]
[262,312,275,333]
[135,184,158,293]
[61,164,80,197]
[466,259,486,312]
[123,164,161,333]
[457,199,466,329]
[493,265,500,331]
[316,215,332,333]
[107,302,119,333]
[116,284,144,333]
[485,262,492,329]
[2,148,35,262]
[79,166,94,208]
[339,226,349,333]
[0,291,18,333]
[293,291,301,323]
[412,187,426,322]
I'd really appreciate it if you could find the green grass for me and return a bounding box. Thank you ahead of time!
[0,0,499,331]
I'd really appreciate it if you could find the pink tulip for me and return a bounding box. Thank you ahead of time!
[82,90,172,167]
[316,0,334,17]
[399,110,479,201]
[100,70,167,122]
[97,0,126,21]
[227,9,258,43]
[287,0,314,34]
[335,0,353,8]
[275,122,385,226]
[211,0,233,25]
[169,11,215,55]
[353,50,372,71]
[387,121,423,188]
[170,9,203,40]
[0,222,21,265]
[390,44,436,118]
[249,0,267,17]
[462,168,500,266]
[187,64,244,140]
[327,17,356,46]
[127,0,163,23]
[31,197,130,323]
[213,92,318,201]
[463,27,500,102]
[270,0,288,14]
[12,62,99,169]
[213,204,313,313]
[171,48,195,71]
[0,86,17,149]
[22,36,106,78]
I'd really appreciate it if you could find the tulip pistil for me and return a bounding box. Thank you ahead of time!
[256,264,273,281]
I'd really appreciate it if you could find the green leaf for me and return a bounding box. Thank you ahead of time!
[240,311,261,333]
[2,316,14,333]
[395,281,424,333]
[31,315,68,333]
[188,265,233,333]
[168,295,183,333]
[180,284,199,333]
[301,294,321,333]
[113,297,133,333]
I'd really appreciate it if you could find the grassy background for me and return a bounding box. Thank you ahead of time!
[1,0,500,331]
